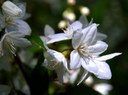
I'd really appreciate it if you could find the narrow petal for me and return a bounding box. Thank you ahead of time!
[72,31,83,49]
[70,50,81,69]
[47,33,69,44]
[81,24,97,45]
[96,62,112,79]
[96,32,107,41]
[88,41,108,55]
[77,70,89,85]
[96,53,122,61]
[62,56,70,73]
[70,69,80,84]
[44,25,55,36]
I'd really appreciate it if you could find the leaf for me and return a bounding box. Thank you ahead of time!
[27,34,45,53]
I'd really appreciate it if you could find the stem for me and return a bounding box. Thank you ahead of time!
[14,55,33,95]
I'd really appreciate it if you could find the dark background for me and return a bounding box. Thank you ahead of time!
[0,0,128,95]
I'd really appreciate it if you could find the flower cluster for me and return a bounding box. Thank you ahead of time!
[42,16,121,85]
[0,1,31,57]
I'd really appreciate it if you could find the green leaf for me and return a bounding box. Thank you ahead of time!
[27,34,45,53]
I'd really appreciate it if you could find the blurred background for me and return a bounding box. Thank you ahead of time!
[0,0,128,95]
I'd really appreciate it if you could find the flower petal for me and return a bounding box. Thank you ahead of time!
[81,58,98,75]
[44,24,55,36]
[70,21,82,31]
[7,20,31,35]
[72,31,83,49]
[96,62,112,79]
[70,50,81,69]
[77,70,89,85]
[47,33,69,44]
[11,37,31,47]
[88,41,108,55]
[81,23,97,45]
[96,53,122,61]
[79,15,89,27]
[96,32,107,41]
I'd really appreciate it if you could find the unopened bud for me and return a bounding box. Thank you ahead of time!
[2,1,22,17]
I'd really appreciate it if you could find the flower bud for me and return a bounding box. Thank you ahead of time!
[2,1,22,17]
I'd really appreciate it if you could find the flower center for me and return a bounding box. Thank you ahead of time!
[78,44,90,57]
[5,16,13,25]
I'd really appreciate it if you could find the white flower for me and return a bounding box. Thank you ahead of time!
[0,1,31,57]
[2,1,22,17]
[70,23,121,85]
[43,47,69,83]
[0,31,31,56]
[0,1,31,35]
[43,16,106,45]
[43,21,82,44]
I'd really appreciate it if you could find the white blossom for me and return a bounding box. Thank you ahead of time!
[43,21,82,44]
[43,47,69,83]
[1,1,31,35]
[0,31,31,56]
[70,23,121,85]
[0,1,31,57]
[2,1,22,17]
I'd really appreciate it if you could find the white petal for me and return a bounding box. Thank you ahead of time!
[88,41,108,55]
[96,62,112,79]
[7,31,25,37]
[40,36,49,43]
[96,32,107,41]
[62,55,70,73]
[44,25,55,36]
[11,37,31,47]
[7,20,31,35]
[77,70,89,85]
[44,49,69,72]
[47,33,69,44]
[79,15,89,27]
[2,1,22,17]
[81,58,98,75]
[81,24,97,45]
[70,69,80,84]
[70,21,82,31]
[70,50,81,69]
[96,53,122,61]
[72,31,83,49]
[1,31,31,48]
[43,59,53,70]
